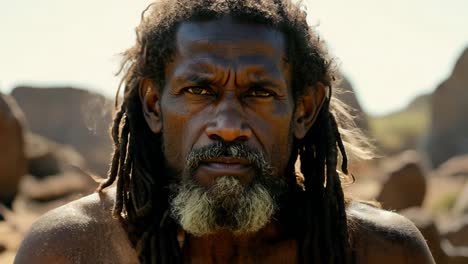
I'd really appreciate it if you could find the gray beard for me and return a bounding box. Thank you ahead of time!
[168,142,287,236]
[170,176,280,236]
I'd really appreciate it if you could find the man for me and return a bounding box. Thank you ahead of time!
[15,0,435,263]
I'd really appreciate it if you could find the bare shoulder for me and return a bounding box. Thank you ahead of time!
[347,201,435,264]
[14,187,138,264]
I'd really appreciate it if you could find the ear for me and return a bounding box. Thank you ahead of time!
[139,78,162,134]
[293,82,327,139]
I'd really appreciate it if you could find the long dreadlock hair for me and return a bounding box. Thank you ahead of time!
[97,0,370,263]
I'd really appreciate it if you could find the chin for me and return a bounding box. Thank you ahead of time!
[170,175,277,236]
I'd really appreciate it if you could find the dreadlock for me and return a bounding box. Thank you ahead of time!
[97,0,370,263]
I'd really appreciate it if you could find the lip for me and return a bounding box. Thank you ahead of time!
[193,157,254,186]
[202,157,251,165]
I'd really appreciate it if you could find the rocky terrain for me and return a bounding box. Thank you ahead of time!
[426,47,468,167]
[0,90,100,263]
[1,46,468,263]
[11,86,114,176]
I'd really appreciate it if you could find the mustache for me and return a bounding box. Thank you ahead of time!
[185,141,273,177]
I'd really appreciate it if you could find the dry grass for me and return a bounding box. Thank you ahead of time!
[369,94,431,154]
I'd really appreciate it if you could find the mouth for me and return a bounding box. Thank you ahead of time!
[194,157,255,186]
[202,156,251,165]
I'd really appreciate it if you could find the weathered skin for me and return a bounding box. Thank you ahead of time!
[14,188,434,263]
[15,16,435,264]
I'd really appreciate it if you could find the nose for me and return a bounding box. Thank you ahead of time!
[205,97,252,142]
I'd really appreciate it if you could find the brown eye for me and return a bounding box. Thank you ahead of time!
[247,89,272,97]
[186,87,212,95]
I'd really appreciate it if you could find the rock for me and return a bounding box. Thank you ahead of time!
[441,241,468,264]
[0,222,24,263]
[0,210,37,264]
[13,168,98,216]
[453,182,468,215]
[14,133,98,214]
[377,151,427,211]
[426,47,468,167]
[24,133,86,178]
[0,93,26,205]
[19,169,96,202]
[442,215,468,247]
[0,251,15,264]
[11,86,113,176]
[400,207,448,264]
[435,155,468,178]
[449,256,468,264]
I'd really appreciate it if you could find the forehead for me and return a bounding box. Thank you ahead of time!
[175,16,287,61]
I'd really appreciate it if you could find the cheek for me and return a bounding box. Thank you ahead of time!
[247,101,294,171]
[160,96,208,169]
[160,99,190,168]
[269,120,294,174]
[250,99,294,137]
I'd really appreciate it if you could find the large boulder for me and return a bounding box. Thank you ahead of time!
[426,47,468,167]
[18,169,97,206]
[11,86,113,176]
[24,133,86,178]
[0,94,26,206]
[377,151,427,211]
[14,133,97,215]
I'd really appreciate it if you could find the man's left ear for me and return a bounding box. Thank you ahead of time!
[293,82,327,139]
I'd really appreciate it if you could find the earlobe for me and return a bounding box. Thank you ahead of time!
[139,78,163,134]
[293,82,327,139]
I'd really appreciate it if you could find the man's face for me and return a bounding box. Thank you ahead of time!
[161,16,295,185]
[142,16,303,235]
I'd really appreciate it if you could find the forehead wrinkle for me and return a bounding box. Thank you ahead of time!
[181,40,284,60]
[234,58,289,89]
[172,59,227,85]
[173,18,289,88]
[176,22,286,59]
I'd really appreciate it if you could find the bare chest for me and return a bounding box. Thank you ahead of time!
[182,238,297,264]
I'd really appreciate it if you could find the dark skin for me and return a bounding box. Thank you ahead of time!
[141,16,323,261]
[14,17,435,264]
[142,17,322,187]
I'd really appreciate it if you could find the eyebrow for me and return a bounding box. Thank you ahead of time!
[171,60,286,88]
[170,60,219,83]
[173,71,219,87]
[238,64,287,89]
[246,79,280,88]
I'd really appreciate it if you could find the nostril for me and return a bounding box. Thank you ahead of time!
[205,119,252,142]
[236,135,248,142]
[208,133,248,143]
[209,134,223,141]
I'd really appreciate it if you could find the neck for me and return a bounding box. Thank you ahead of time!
[181,221,297,263]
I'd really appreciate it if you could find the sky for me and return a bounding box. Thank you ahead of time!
[0,0,467,116]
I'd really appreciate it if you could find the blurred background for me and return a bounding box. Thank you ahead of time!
[0,0,467,263]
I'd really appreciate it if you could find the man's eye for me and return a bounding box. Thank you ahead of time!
[247,89,273,97]
[185,87,212,95]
